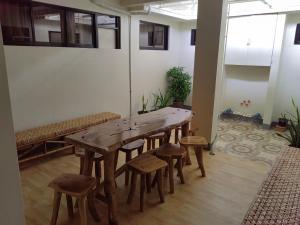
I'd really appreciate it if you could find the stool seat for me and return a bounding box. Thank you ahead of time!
[156,143,186,158]
[128,154,167,174]
[75,148,103,161]
[180,136,208,147]
[121,139,145,152]
[49,173,96,198]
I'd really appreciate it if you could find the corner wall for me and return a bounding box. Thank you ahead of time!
[273,13,300,120]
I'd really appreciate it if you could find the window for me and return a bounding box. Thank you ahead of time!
[0,1,33,45]
[66,11,95,47]
[295,24,300,45]
[191,29,196,46]
[32,3,65,45]
[97,15,121,49]
[0,1,120,49]
[139,21,168,50]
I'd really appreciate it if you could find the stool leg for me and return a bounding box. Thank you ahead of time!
[127,171,137,204]
[78,198,87,225]
[79,157,84,174]
[146,174,151,193]
[94,160,101,189]
[156,169,164,203]
[137,146,143,155]
[140,174,146,212]
[151,139,155,149]
[151,172,157,188]
[66,195,74,219]
[177,157,185,184]
[175,129,179,144]
[87,192,100,222]
[146,138,151,151]
[164,167,168,177]
[50,191,62,225]
[125,152,132,186]
[159,138,163,146]
[168,159,174,194]
[195,146,206,177]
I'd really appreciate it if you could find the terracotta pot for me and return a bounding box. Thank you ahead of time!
[174,101,184,108]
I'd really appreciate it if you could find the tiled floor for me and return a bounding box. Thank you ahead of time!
[214,118,288,166]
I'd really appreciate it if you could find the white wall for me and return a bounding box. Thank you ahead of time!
[273,13,300,120]
[130,14,182,113]
[5,0,130,131]
[0,26,26,225]
[222,65,270,116]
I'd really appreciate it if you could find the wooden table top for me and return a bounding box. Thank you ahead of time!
[66,107,193,155]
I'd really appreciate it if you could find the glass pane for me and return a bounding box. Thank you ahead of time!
[0,2,32,44]
[140,22,154,49]
[98,28,115,49]
[153,25,165,48]
[32,5,64,44]
[97,15,116,29]
[67,12,93,46]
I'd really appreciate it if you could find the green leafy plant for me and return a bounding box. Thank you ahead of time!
[153,90,171,110]
[277,99,300,148]
[141,95,148,112]
[167,67,192,103]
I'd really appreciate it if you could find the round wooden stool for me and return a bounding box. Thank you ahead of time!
[179,136,208,177]
[75,148,103,188]
[146,132,167,150]
[48,173,99,225]
[126,154,167,212]
[119,139,145,185]
[155,143,186,194]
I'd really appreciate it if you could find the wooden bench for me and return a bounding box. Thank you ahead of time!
[16,112,121,169]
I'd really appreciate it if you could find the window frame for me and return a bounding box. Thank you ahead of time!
[191,29,196,46]
[294,24,300,45]
[0,1,121,49]
[139,20,169,51]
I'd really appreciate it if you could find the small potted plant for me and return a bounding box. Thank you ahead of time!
[278,114,288,128]
[153,90,171,110]
[138,95,149,114]
[277,99,300,148]
[167,67,192,108]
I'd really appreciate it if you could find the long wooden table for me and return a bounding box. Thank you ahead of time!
[66,107,193,225]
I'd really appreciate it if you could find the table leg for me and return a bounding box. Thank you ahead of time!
[181,123,192,165]
[104,151,118,225]
[82,150,101,222]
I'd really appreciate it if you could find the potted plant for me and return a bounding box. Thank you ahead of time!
[277,99,300,148]
[153,90,171,110]
[138,95,149,114]
[278,114,288,127]
[167,67,192,108]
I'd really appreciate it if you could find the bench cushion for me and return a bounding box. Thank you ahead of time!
[16,112,121,149]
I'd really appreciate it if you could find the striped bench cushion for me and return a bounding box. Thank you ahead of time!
[16,112,121,148]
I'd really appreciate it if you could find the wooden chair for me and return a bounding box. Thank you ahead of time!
[127,154,167,212]
[146,132,167,150]
[119,139,145,185]
[48,173,99,225]
[155,143,186,194]
[75,148,103,188]
[179,136,208,177]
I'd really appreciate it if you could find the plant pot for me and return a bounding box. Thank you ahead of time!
[278,118,288,127]
[173,101,184,108]
[138,110,149,115]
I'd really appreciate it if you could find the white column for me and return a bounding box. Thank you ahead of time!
[0,24,26,225]
[191,0,228,144]
[263,15,286,125]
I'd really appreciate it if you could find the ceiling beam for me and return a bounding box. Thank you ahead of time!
[120,0,184,7]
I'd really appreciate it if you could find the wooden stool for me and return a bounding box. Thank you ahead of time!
[48,173,99,225]
[146,132,166,150]
[179,136,208,177]
[120,139,145,185]
[127,154,167,212]
[155,143,186,194]
[75,148,103,188]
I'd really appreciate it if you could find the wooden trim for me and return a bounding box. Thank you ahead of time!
[294,24,300,45]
